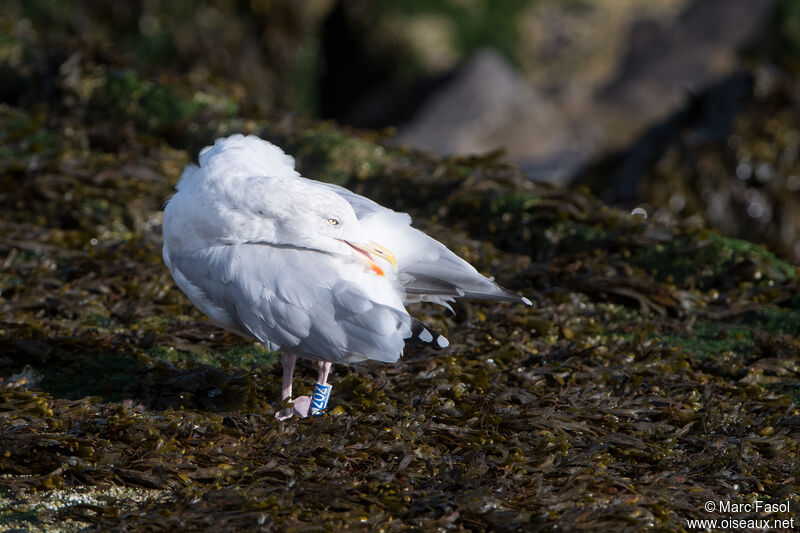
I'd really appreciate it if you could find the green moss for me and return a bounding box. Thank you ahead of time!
[379,0,533,68]
[146,344,278,371]
[547,220,613,255]
[0,107,62,160]
[146,345,210,367]
[741,306,800,336]
[485,192,539,219]
[714,235,796,278]
[284,127,393,184]
[445,186,620,259]
[0,508,39,527]
[220,344,279,369]
[39,353,144,402]
[630,232,796,289]
[89,71,236,137]
[89,71,198,135]
[660,321,754,359]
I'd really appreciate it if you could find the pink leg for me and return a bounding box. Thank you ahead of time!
[293,362,333,417]
[275,357,334,420]
[281,352,295,400]
[275,353,297,420]
[317,361,332,385]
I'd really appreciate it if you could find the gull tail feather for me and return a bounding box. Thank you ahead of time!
[403,273,531,306]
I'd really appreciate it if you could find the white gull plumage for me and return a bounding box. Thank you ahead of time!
[162,135,530,419]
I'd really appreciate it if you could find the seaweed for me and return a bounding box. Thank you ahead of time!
[0,13,798,533]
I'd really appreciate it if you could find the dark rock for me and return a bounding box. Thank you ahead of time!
[392,50,586,184]
[597,0,776,125]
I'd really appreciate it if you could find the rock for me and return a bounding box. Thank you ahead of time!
[393,50,587,184]
[345,0,778,185]
[597,0,777,134]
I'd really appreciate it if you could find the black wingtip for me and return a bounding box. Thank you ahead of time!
[407,319,449,350]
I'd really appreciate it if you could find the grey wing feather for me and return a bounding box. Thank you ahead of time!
[168,244,410,364]
[314,180,530,306]
[309,179,386,219]
[393,232,527,304]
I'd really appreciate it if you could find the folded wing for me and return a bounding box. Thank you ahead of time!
[165,244,412,364]
[312,180,531,308]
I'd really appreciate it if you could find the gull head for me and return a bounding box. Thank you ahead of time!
[163,134,397,277]
[258,180,396,276]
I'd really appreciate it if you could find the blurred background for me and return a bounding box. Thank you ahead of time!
[3,0,800,263]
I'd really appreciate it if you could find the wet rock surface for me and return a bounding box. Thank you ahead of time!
[0,10,799,533]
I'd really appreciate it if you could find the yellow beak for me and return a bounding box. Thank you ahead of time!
[342,240,398,277]
[365,240,398,271]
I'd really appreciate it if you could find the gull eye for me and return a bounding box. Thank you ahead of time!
[326,217,340,227]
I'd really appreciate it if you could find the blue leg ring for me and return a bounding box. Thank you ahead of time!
[310,382,332,415]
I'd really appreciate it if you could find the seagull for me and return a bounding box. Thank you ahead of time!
[162,135,530,420]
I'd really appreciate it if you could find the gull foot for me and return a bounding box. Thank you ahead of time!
[291,395,311,418]
[274,396,312,421]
